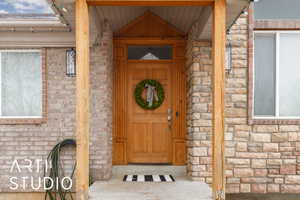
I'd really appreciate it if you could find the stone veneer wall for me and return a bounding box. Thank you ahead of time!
[187,13,300,193]
[0,26,113,192]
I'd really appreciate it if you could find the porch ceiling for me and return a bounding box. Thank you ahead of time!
[96,6,203,35]
[93,0,249,40]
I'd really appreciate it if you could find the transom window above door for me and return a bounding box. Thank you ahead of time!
[253,32,300,119]
[127,45,172,60]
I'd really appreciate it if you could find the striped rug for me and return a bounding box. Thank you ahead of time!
[123,175,175,182]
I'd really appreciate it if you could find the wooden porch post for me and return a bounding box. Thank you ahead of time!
[212,0,226,199]
[76,0,90,200]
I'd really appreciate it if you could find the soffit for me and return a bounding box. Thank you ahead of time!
[95,0,249,40]
[96,6,203,35]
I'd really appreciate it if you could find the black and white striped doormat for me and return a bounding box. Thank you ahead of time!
[123,175,175,182]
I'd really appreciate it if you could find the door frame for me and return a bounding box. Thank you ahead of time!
[113,37,186,165]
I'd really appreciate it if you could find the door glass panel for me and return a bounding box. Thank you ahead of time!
[128,46,172,60]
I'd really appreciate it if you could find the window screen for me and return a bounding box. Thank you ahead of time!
[0,51,42,117]
[128,46,172,60]
[254,34,276,116]
[279,34,300,117]
[254,0,300,20]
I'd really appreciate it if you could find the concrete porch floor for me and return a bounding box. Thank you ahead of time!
[89,165,212,200]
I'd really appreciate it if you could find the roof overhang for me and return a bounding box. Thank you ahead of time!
[0,14,60,24]
[0,0,71,32]
[0,0,250,47]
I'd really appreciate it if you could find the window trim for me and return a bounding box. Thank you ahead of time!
[253,1,300,30]
[253,31,300,120]
[252,31,300,120]
[248,3,300,125]
[0,48,47,125]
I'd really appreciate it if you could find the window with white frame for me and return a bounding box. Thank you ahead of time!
[0,50,43,118]
[254,32,300,119]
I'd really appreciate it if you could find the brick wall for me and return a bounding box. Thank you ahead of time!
[0,26,113,192]
[187,13,300,193]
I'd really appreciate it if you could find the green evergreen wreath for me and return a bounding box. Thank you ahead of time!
[134,79,165,110]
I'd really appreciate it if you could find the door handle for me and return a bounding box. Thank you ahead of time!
[167,108,172,131]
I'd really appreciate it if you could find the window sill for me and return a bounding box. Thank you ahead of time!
[249,118,300,125]
[0,117,46,125]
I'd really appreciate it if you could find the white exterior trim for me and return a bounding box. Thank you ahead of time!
[0,20,63,26]
[253,30,300,119]
[0,49,41,53]
[253,116,300,120]
[0,116,42,119]
[275,32,280,117]
[254,31,300,34]
[0,32,75,48]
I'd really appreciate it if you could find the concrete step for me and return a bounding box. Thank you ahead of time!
[89,178,212,200]
[89,165,212,200]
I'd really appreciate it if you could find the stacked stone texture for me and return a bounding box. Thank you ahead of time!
[187,13,300,193]
[0,27,113,192]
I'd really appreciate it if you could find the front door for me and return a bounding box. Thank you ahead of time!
[127,61,172,163]
[112,11,186,165]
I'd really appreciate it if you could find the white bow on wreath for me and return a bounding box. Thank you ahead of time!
[145,83,159,107]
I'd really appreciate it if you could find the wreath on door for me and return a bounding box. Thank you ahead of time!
[134,79,165,110]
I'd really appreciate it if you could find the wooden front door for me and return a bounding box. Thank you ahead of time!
[113,11,186,165]
[128,61,172,163]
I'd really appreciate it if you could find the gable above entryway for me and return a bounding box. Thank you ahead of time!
[115,11,185,38]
